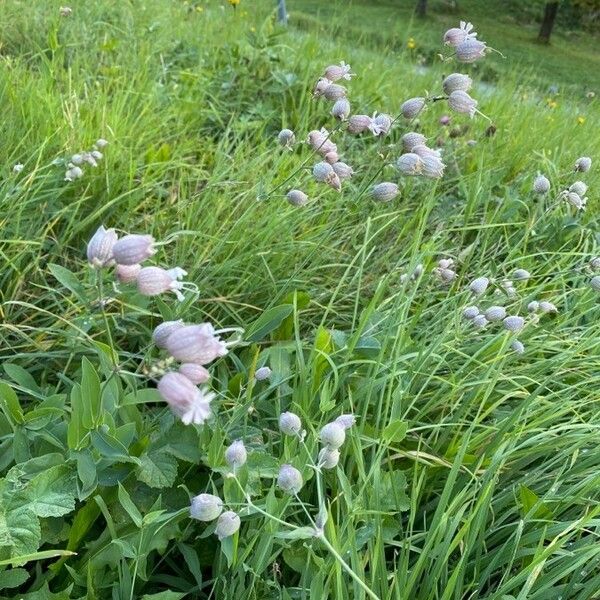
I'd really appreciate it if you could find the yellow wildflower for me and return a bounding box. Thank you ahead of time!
[577,116,585,125]
[546,98,558,109]
[228,0,240,5]
[407,37,416,50]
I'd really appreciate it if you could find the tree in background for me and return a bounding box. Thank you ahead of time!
[538,2,560,42]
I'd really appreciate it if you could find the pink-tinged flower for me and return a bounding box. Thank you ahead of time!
[439,115,451,126]
[112,234,155,266]
[323,83,347,101]
[442,73,472,94]
[115,263,140,284]
[332,162,354,180]
[152,320,185,348]
[401,131,427,152]
[323,61,354,81]
[443,21,477,46]
[165,323,228,364]
[286,189,309,206]
[331,98,351,120]
[448,90,478,118]
[372,182,399,202]
[157,372,215,425]
[401,97,426,119]
[87,225,118,268]
[136,266,186,301]
[313,77,332,98]
[455,38,487,63]
[179,363,211,384]
[369,113,392,137]
[324,151,339,164]
[397,153,423,176]
[347,114,372,134]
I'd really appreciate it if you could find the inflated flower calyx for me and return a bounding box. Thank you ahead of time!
[469,277,489,296]
[157,372,214,425]
[533,175,550,194]
[463,306,480,319]
[472,314,488,329]
[323,61,354,81]
[225,440,247,468]
[190,493,223,521]
[513,269,531,281]
[401,132,427,152]
[215,511,241,540]
[347,115,372,135]
[286,190,309,207]
[165,323,228,365]
[448,90,478,118]
[320,422,346,449]
[179,363,211,385]
[442,73,472,94]
[574,156,592,172]
[254,366,272,381]
[443,21,477,46]
[420,154,445,178]
[116,263,141,284]
[539,301,558,314]
[503,316,525,332]
[153,320,185,349]
[318,447,340,469]
[370,113,392,137]
[484,306,506,322]
[569,181,587,196]
[591,276,600,291]
[511,340,525,354]
[331,98,351,120]
[332,162,354,180]
[279,411,302,436]
[277,464,303,495]
[372,182,399,202]
[112,234,156,266]
[455,39,487,63]
[527,301,539,313]
[87,225,118,268]
[137,266,186,301]
[401,97,426,119]
[334,414,356,429]
[278,129,295,148]
[397,153,423,176]
[323,83,347,101]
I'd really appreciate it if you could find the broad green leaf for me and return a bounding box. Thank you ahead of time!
[136,451,178,488]
[80,357,101,428]
[274,526,316,540]
[118,483,142,527]
[48,263,87,301]
[245,305,294,342]
[0,502,40,562]
[0,381,24,424]
[21,465,77,518]
[141,592,185,600]
[2,364,41,394]
[382,419,408,444]
[519,485,553,520]
[0,566,29,587]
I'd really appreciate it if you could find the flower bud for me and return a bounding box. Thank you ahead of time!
[313,77,332,97]
[335,414,355,429]
[313,161,335,183]
[463,305,480,319]
[320,422,346,449]
[13,163,24,173]
[440,115,451,126]
[569,181,588,196]
[455,39,487,63]
[591,276,600,291]
[332,162,354,180]
[539,301,557,314]
[347,115,372,134]
[438,258,454,269]
[397,153,423,176]
[255,366,272,381]
[137,266,182,298]
[421,154,445,178]
[308,130,336,155]
[401,97,425,119]
[511,340,525,354]
[323,61,354,81]
[95,138,109,149]
[442,73,472,94]
[469,277,489,296]
[590,257,600,271]
[116,263,141,284]
[166,324,227,364]
[562,191,586,210]
[112,234,155,266]
[371,113,392,136]
[279,412,302,436]
[87,225,118,268]
[484,306,506,322]
[225,440,247,468]
[574,156,591,172]
[513,269,530,281]
[448,90,478,118]
[323,83,347,101]
[277,464,303,495]
[401,132,427,152]
[190,493,223,521]
[443,21,477,46]
[472,314,488,329]
[91,150,103,161]
[179,363,211,384]
[153,320,185,348]
[71,154,84,165]
[286,189,308,207]
[527,301,539,313]
[215,511,241,540]
[503,316,525,332]
[372,182,399,202]
[436,267,457,283]
[65,166,83,181]
[278,129,295,148]
[318,447,340,469]
[331,98,351,120]
[412,145,441,159]
[324,151,339,164]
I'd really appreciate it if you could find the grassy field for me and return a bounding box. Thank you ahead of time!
[0,0,599,599]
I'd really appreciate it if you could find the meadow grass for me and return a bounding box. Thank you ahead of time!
[0,1,599,599]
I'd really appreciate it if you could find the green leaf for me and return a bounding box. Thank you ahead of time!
[0,566,29,588]
[0,381,24,424]
[80,358,101,428]
[91,429,138,464]
[118,483,143,527]
[0,501,41,562]
[48,263,87,301]
[274,526,316,540]
[136,451,178,488]
[245,305,293,342]
[519,485,553,520]
[377,471,410,513]
[382,419,408,444]
[141,592,185,600]
[0,549,75,567]
[2,364,41,394]
[75,449,97,499]
[22,465,77,518]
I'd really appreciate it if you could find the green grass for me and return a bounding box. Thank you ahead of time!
[0,1,599,599]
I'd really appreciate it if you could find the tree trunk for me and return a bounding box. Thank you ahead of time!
[538,2,559,43]
[277,0,288,25]
[415,0,427,18]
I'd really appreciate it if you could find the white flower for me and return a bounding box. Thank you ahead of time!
[12,163,24,173]
[503,316,525,332]
[320,423,346,449]
[469,277,489,296]
[190,493,222,521]
[225,440,247,468]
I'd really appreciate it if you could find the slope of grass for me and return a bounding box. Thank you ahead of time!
[0,1,599,599]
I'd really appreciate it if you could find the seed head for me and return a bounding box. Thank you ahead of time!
[320,422,346,449]
[513,269,531,281]
[484,305,506,322]
[255,366,272,381]
[165,323,228,364]
[448,90,478,118]
[443,21,477,46]
[401,132,427,152]
[87,225,118,268]
[574,156,592,172]
[279,412,302,436]
[442,73,473,94]
[347,115,372,134]
[401,97,426,119]
[318,447,340,469]
[591,276,600,291]
[286,189,309,207]
[323,61,354,81]
[112,234,155,266]
[153,320,185,349]
[278,129,295,148]
[539,301,557,314]
[503,316,525,332]
[277,464,303,495]
[332,162,354,180]
[179,363,211,385]
[331,98,351,120]
[511,340,525,354]
[463,305,480,319]
[455,38,487,63]
[323,83,347,101]
[116,263,141,284]
[527,301,539,313]
[335,414,356,429]
[225,440,247,468]
[215,511,241,540]
[190,493,223,521]
[469,277,489,296]
[569,181,588,196]
[397,153,423,176]
[372,182,399,202]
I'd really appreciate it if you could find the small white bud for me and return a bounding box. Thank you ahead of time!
[442,73,473,94]
[331,98,351,120]
[527,301,539,313]
[484,306,506,322]
[396,153,423,176]
[513,269,531,281]
[215,511,241,540]
[95,138,109,149]
[511,340,525,354]
[590,276,600,291]
[503,316,525,332]
[533,175,550,194]
[277,464,303,495]
[190,493,223,521]
[255,366,272,381]
[286,189,309,207]
[463,306,480,320]
[320,422,346,449]
[539,301,558,314]
[569,181,587,196]
[65,166,83,181]
[372,182,399,202]
[318,447,340,469]
[574,156,592,172]
[278,129,295,148]
[13,163,24,173]
[225,440,247,468]
[401,97,426,119]
[279,412,302,436]
[334,414,356,429]
[469,277,489,296]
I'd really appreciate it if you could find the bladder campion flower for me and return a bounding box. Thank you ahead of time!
[513,269,531,281]
[511,340,525,354]
[255,366,272,381]
[442,73,472,94]
[215,511,241,540]
[463,306,480,319]
[332,162,354,180]
[166,324,228,365]
[443,21,477,46]
[87,225,118,268]
[455,39,487,63]
[569,181,588,196]
[320,422,346,449]
[484,306,506,322]
[590,276,600,291]
[225,440,247,468]
[113,234,155,266]
[190,493,223,521]
[278,129,295,148]
[574,156,592,172]
[137,266,186,301]
[279,412,302,436]
[331,98,351,120]
[402,132,427,152]
[372,182,399,202]
[347,115,372,134]
[318,447,340,469]
[157,372,214,425]
[286,190,309,207]
[401,97,426,119]
[179,363,211,385]
[533,175,550,194]
[323,61,354,81]
[503,316,525,332]
[116,263,141,284]
[277,464,303,495]
[397,153,423,176]
[153,320,185,349]
[448,90,478,118]
[335,414,356,429]
[323,83,347,101]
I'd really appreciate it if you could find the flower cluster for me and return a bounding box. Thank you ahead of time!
[533,156,592,212]
[86,226,191,301]
[65,139,108,182]
[190,493,241,540]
